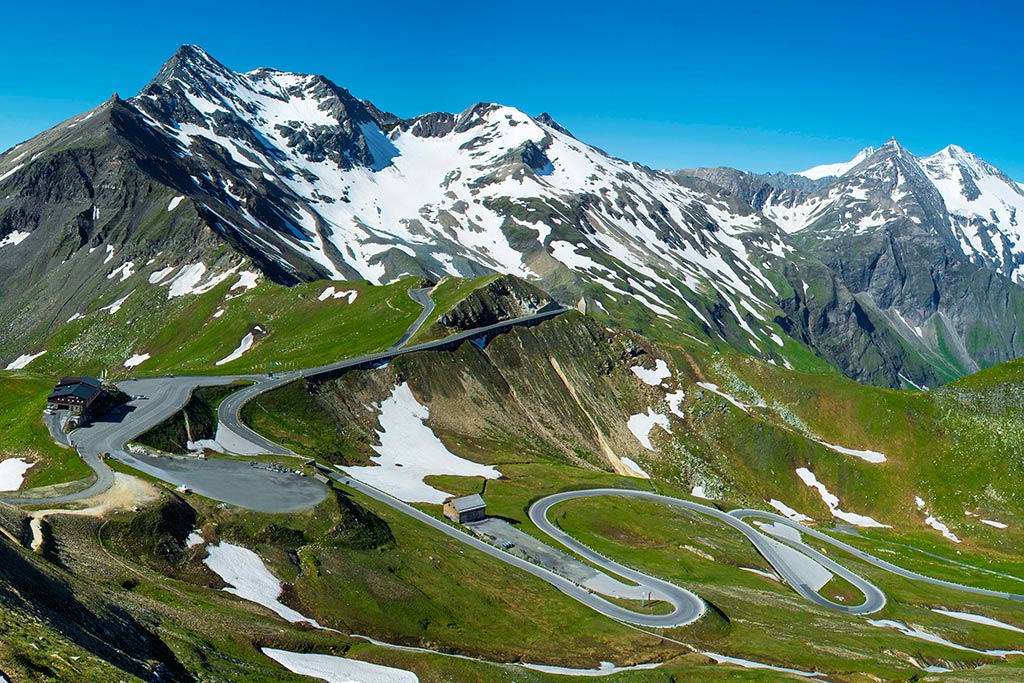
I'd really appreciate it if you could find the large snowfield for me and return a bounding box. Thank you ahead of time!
[339,383,499,503]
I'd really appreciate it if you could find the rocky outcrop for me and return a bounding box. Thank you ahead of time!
[437,275,555,331]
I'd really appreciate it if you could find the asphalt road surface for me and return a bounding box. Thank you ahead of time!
[732,509,1024,604]
[329,472,706,628]
[389,287,436,349]
[115,451,327,513]
[531,489,886,616]
[3,376,328,512]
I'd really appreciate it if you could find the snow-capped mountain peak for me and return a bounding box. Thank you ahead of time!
[796,146,875,180]
[920,143,1024,280]
[760,136,1024,286]
[114,46,795,350]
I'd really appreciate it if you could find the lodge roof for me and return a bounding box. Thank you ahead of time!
[448,494,486,512]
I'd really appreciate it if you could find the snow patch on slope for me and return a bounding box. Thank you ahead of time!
[100,291,133,314]
[124,353,151,368]
[796,147,874,180]
[768,499,813,523]
[5,351,46,370]
[263,648,418,683]
[0,231,31,248]
[215,333,254,366]
[867,619,1022,657]
[626,408,671,450]
[620,457,650,479]
[0,458,33,491]
[813,439,886,463]
[630,359,671,386]
[203,542,320,626]
[339,383,499,503]
[933,609,1024,633]
[795,467,888,527]
[318,285,358,303]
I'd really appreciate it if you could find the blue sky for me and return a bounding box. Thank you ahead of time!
[2,0,1022,178]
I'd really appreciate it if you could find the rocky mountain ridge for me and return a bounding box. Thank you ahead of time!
[1,46,1023,388]
[681,139,1024,385]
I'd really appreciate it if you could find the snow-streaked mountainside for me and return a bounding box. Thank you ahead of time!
[129,47,789,317]
[0,45,805,368]
[922,145,1024,281]
[796,147,875,180]
[2,44,1024,389]
[763,139,1024,283]
[684,139,1024,385]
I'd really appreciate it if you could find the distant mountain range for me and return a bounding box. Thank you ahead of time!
[2,45,1023,388]
[681,139,1024,384]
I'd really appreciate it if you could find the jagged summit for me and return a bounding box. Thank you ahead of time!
[534,112,575,138]
[142,44,233,92]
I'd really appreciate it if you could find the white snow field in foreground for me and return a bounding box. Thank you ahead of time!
[619,457,650,479]
[696,382,752,411]
[521,660,661,676]
[768,499,813,523]
[626,408,671,450]
[795,467,889,528]
[318,285,358,303]
[813,439,887,463]
[124,353,151,368]
[339,383,499,503]
[0,458,32,492]
[263,648,418,683]
[203,542,320,627]
[916,496,961,542]
[925,515,961,543]
[691,485,711,499]
[0,229,30,248]
[980,519,1008,529]
[867,619,1023,657]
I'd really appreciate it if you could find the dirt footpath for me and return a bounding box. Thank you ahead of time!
[29,473,159,551]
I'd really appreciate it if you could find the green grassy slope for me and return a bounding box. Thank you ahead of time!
[30,276,423,377]
[0,374,90,489]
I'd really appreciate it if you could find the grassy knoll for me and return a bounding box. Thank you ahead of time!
[26,276,426,378]
[135,382,250,453]
[406,274,500,345]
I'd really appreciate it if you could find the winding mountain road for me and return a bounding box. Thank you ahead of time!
[733,509,1024,604]
[8,286,1023,630]
[530,489,887,617]
[330,472,706,628]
